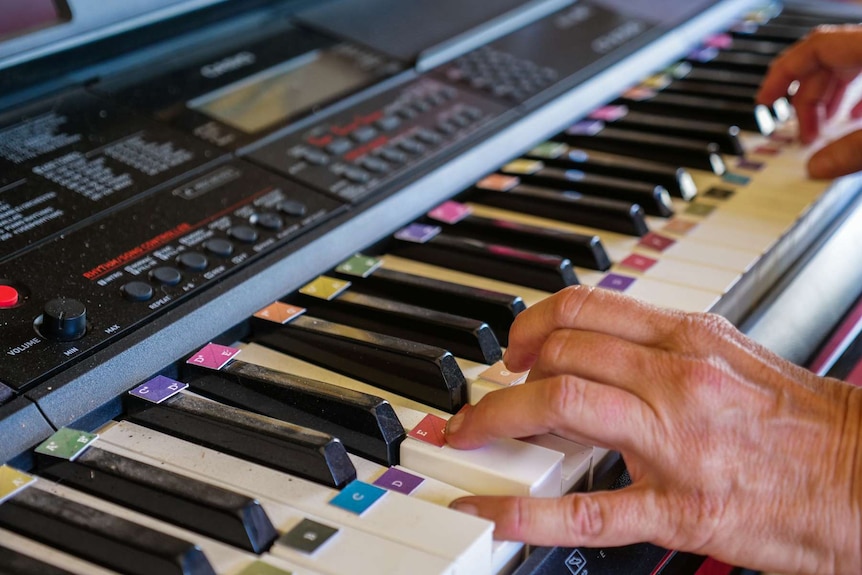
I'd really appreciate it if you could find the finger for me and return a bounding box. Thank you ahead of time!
[791,68,834,144]
[449,487,661,547]
[504,286,685,373]
[757,25,862,104]
[445,374,649,451]
[807,129,862,178]
[524,328,667,395]
[825,76,850,120]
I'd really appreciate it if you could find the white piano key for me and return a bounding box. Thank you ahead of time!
[27,481,290,575]
[347,453,527,575]
[236,342,566,498]
[0,527,119,575]
[97,422,490,575]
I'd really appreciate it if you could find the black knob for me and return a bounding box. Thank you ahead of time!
[42,298,87,341]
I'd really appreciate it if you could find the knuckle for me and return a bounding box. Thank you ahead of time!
[538,329,574,367]
[551,285,595,324]
[565,496,605,540]
[545,376,588,426]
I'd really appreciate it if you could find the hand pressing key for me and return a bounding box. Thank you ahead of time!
[445,286,862,575]
[758,24,862,178]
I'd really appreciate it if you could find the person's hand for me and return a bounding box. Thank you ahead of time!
[757,25,862,178]
[445,286,862,574]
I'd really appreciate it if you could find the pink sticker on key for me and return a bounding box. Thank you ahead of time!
[662,219,699,236]
[622,87,656,101]
[479,361,527,386]
[704,33,733,49]
[187,343,241,370]
[589,105,628,122]
[638,233,677,252]
[753,145,780,156]
[619,254,657,273]
[408,414,448,448]
[428,201,472,225]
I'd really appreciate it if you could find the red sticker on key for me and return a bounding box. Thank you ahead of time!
[620,254,658,272]
[408,414,448,448]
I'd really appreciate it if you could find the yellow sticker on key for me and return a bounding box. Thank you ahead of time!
[300,276,351,301]
[501,159,543,175]
[0,465,35,504]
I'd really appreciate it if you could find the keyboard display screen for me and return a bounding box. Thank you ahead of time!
[188,48,375,134]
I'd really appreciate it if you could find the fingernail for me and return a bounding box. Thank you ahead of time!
[445,412,465,436]
[449,501,479,516]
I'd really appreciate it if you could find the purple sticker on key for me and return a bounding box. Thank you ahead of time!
[395,223,441,244]
[186,343,241,370]
[130,376,188,404]
[688,46,719,63]
[373,468,425,495]
[566,120,605,136]
[598,274,636,292]
[736,158,765,171]
[589,105,628,122]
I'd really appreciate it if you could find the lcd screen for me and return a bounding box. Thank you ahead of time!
[188,48,374,134]
[0,0,71,39]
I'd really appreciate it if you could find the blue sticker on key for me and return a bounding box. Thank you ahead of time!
[395,224,441,244]
[130,376,188,404]
[688,46,719,63]
[329,481,387,515]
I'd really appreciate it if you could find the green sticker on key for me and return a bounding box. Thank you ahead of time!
[336,254,382,278]
[35,427,98,461]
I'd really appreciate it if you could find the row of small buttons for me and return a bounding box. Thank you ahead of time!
[446,46,559,101]
[120,201,310,302]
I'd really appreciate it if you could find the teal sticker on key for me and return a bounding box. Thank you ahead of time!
[35,427,98,461]
[329,480,386,515]
[336,254,382,278]
[722,172,751,186]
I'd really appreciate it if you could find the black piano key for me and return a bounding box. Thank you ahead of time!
[0,488,215,575]
[731,23,808,43]
[471,180,649,236]
[661,79,757,102]
[35,446,278,553]
[670,62,765,89]
[294,289,502,365]
[338,266,525,347]
[391,230,578,293]
[0,546,77,575]
[125,390,356,489]
[184,360,405,466]
[430,212,611,271]
[501,165,674,217]
[606,110,744,155]
[527,144,697,200]
[616,92,775,134]
[561,126,725,173]
[717,36,788,56]
[252,314,468,413]
[686,50,773,74]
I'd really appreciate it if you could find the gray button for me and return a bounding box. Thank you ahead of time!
[176,252,209,271]
[325,138,354,156]
[204,238,234,258]
[351,126,378,143]
[343,168,370,184]
[361,157,389,174]
[121,281,154,302]
[229,225,258,244]
[252,212,283,231]
[150,267,182,286]
[397,139,425,155]
[278,199,308,217]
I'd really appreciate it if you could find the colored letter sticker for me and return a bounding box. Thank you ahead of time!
[408,413,448,448]
[35,427,98,461]
[329,481,387,515]
[186,343,241,370]
[373,468,425,495]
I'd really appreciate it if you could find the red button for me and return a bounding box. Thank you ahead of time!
[0,285,19,308]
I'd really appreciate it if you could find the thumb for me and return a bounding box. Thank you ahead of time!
[808,130,862,179]
[449,486,662,547]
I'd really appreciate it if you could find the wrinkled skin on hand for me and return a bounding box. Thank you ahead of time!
[757,25,862,179]
[445,286,862,574]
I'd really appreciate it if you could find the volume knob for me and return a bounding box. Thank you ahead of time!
[42,298,87,341]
